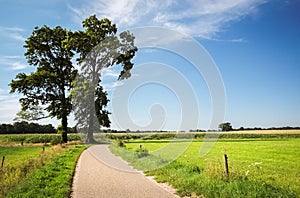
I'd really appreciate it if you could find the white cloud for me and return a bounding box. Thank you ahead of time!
[69,0,268,39]
[0,56,28,70]
[103,81,124,91]
[0,26,26,42]
[10,62,27,70]
[7,33,26,42]
[0,89,20,122]
[112,81,124,88]
[101,67,120,78]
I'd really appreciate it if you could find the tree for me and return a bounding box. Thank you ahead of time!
[13,106,47,122]
[10,26,76,142]
[65,15,137,143]
[218,122,233,132]
[71,78,111,140]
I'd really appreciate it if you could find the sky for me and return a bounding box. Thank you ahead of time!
[0,0,299,131]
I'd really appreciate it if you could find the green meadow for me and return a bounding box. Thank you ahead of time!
[0,134,85,197]
[110,137,300,197]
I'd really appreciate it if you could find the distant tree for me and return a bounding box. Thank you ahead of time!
[219,122,233,132]
[10,26,76,142]
[65,15,137,143]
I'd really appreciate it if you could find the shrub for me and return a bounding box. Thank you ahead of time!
[135,146,149,158]
[50,136,62,145]
[116,139,126,147]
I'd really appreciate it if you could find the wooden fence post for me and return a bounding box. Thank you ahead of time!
[1,156,5,168]
[224,154,229,176]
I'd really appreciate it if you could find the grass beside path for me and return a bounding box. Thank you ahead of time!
[7,145,86,198]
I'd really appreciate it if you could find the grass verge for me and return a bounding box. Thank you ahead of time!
[6,145,86,198]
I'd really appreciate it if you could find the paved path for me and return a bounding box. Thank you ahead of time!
[71,144,178,198]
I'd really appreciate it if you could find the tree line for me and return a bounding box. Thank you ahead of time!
[0,122,55,134]
[188,122,300,132]
[217,122,300,132]
[0,121,78,134]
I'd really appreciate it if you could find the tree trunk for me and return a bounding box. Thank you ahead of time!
[61,114,68,143]
[87,107,95,143]
[86,69,98,144]
[86,87,96,143]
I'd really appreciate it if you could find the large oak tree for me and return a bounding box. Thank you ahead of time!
[10,26,76,142]
[66,15,137,143]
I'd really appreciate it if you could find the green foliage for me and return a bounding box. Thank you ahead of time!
[0,121,56,134]
[105,133,144,140]
[142,133,176,140]
[7,145,86,198]
[116,139,126,147]
[50,136,62,145]
[0,134,81,145]
[14,106,48,122]
[219,122,233,131]
[95,84,111,128]
[10,25,76,143]
[55,125,67,145]
[57,125,64,135]
[135,146,149,158]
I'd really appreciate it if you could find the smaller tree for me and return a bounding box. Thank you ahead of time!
[219,122,233,132]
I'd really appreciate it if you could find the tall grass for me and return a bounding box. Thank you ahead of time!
[0,134,81,145]
[6,145,86,198]
[0,144,86,197]
[0,145,65,197]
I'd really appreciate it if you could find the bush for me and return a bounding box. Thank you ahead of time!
[135,146,149,158]
[142,133,176,140]
[116,139,126,147]
[50,136,62,145]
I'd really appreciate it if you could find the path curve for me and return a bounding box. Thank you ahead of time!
[71,144,178,198]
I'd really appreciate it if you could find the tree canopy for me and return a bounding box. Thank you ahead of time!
[10,26,76,142]
[219,122,233,132]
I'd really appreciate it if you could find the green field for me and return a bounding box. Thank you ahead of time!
[0,146,43,166]
[7,145,86,198]
[111,138,300,197]
[0,135,86,197]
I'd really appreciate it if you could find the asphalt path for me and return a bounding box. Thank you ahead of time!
[71,144,178,198]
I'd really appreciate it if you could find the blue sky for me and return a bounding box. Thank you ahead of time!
[0,0,299,130]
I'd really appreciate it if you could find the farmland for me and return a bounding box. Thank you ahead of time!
[1,130,299,197]
[0,134,85,197]
[110,130,300,197]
